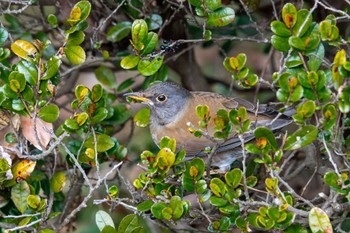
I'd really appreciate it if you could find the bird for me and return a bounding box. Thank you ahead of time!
[125,82,292,171]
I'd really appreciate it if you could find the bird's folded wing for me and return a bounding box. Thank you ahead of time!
[185,118,292,158]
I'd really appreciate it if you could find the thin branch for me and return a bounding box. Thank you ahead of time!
[92,0,127,42]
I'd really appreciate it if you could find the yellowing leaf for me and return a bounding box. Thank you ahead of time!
[50,171,67,193]
[12,159,36,181]
[69,6,81,25]
[11,181,30,214]
[11,40,37,61]
[309,207,333,233]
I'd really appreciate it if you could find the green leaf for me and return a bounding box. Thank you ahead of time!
[285,224,308,233]
[5,132,17,143]
[169,196,184,220]
[324,172,344,193]
[296,100,316,118]
[309,207,333,233]
[120,55,140,70]
[137,200,154,212]
[11,181,30,214]
[219,203,238,214]
[38,104,60,123]
[138,56,164,76]
[84,134,115,153]
[204,29,212,41]
[236,217,249,232]
[64,44,86,65]
[0,48,10,61]
[0,157,10,172]
[131,19,148,50]
[108,185,118,197]
[151,203,167,219]
[96,210,115,231]
[134,108,150,127]
[117,78,135,92]
[40,229,56,233]
[254,127,278,150]
[159,136,176,152]
[206,0,221,11]
[225,168,242,188]
[209,195,228,207]
[42,56,61,80]
[0,27,9,45]
[183,173,195,192]
[189,0,202,7]
[196,179,208,194]
[4,84,19,98]
[64,118,80,130]
[196,105,210,120]
[11,99,24,111]
[95,66,116,88]
[246,176,258,187]
[50,171,66,193]
[293,9,312,37]
[27,194,41,209]
[286,55,302,68]
[284,125,318,150]
[188,158,205,181]
[141,32,158,55]
[323,103,337,130]
[47,14,58,27]
[17,60,38,85]
[290,85,304,102]
[207,7,235,27]
[67,31,85,45]
[107,21,132,42]
[101,226,117,233]
[91,84,104,102]
[145,14,163,30]
[162,207,173,220]
[92,107,108,123]
[103,104,132,125]
[288,36,306,50]
[271,20,291,37]
[271,35,290,52]
[219,216,231,231]
[307,43,325,71]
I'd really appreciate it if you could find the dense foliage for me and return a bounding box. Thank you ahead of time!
[0,0,349,232]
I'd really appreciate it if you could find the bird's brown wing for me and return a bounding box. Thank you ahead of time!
[186,92,292,156]
[222,96,255,111]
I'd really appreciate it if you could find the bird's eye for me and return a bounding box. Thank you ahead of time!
[156,94,167,102]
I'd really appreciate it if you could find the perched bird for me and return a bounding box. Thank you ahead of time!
[125,82,292,170]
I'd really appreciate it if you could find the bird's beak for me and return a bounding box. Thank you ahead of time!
[124,92,153,105]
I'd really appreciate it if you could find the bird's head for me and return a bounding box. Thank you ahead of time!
[124,82,192,126]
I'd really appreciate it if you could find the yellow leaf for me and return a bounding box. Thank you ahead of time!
[69,6,81,22]
[10,40,37,61]
[334,49,346,66]
[12,160,36,181]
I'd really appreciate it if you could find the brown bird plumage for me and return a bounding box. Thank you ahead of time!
[125,82,291,170]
